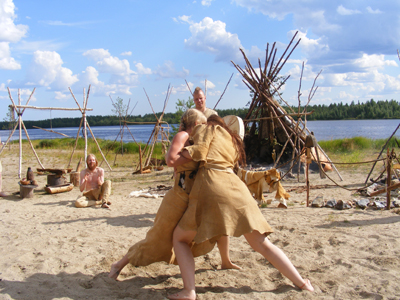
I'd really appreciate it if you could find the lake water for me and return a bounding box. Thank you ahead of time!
[0,119,399,143]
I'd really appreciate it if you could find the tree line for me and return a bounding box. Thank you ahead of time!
[1,99,399,130]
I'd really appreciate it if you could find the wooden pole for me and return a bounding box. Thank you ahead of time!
[18,89,22,179]
[83,112,87,165]
[32,126,70,137]
[365,123,400,184]
[86,122,112,171]
[306,147,311,207]
[21,121,45,169]
[8,105,92,111]
[67,117,83,169]
[386,149,392,210]
[139,145,143,173]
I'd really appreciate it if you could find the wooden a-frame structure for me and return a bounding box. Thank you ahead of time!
[0,87,95,178]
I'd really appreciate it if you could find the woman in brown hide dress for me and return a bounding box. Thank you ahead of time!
[109,109,239,280]
[167,115,314,300]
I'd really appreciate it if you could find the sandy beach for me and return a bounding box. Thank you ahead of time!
[0,147,400,300]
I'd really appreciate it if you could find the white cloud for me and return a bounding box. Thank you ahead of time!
[201,0,214,7]
[353,54,398,70]
[154,61,189,79]
[0,0,28,43]
[337,5,361,16]
[366,6,382,14]
[83,48,110,61]
[83,48,139,85]
[173,15,193,24]
[204,80,215,89]
[184,17,242,62]
[0,0,28,70]
[13,40,67,54]
[0,42,20,69]
[54,91,69,100]
[80,66,100,86]
[121,51,132,56]
[168,83,192,95]
[135,62,152,75]
[26,50,78,90]
[286,62,320,82]
[288,30,329,59]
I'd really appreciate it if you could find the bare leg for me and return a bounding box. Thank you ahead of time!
[217,235,241,270]
[168,226,197,300]
[244,230,314,292]
[109,254,129,280]
[75,196,102,208]
[99,180,112,205]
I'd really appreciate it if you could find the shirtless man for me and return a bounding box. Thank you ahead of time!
[193,87,218,118]
[75,154,112,208]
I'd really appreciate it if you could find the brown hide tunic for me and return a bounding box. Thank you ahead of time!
[178,124,273,244]
[128,160,215,266]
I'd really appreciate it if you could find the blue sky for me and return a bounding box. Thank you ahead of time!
[1,0,399,121]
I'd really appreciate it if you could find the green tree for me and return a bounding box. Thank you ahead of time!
[2,106,16,148]
[2,106,16,131]
[110,97,128,158]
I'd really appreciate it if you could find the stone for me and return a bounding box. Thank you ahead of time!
[325,199,337,208]
[311,196,324,208]
[356,198,370,210]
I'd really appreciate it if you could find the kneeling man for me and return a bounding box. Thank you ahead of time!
[75,154,112,208]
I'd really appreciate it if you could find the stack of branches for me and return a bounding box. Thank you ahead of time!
[231,32,341,180]
[231,32,307,166]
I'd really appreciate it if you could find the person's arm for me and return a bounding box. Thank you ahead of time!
[97,168,105,186]
[166,131,192,167]
[79,170,88,192]
[180,149,192,159]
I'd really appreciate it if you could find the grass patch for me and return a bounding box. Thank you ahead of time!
[318,137,397,171]
[33,138,164,157]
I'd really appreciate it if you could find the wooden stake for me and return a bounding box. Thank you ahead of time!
[86,122,112,171]
[386,149,392,210]
[139,145,143,174]
[21,121,45,169]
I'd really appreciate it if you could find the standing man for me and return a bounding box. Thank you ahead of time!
[75,154,112,208]
[193,87,218,118]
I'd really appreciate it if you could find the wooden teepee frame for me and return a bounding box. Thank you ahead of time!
[66,85,112,171]
[231,32,342,180]
[103,96,139,166]
[134,85,172,172]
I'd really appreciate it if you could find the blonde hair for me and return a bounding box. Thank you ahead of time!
[180,108,206,131]
[86,154,98,167]
[193,87,204,96]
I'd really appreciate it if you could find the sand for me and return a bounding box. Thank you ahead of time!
[0,148,400,300]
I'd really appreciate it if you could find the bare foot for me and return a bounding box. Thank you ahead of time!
[167,290,196,300]
[221,261,241,270]
[101,203,110,209]
[298,279,314,292]
[0,191,7,197]
[108,262,121,280]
